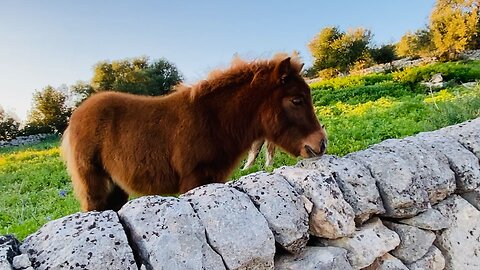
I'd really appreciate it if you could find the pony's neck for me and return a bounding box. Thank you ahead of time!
[199,73,269,152]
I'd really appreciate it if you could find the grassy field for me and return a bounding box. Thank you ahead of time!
[2,60,480,239]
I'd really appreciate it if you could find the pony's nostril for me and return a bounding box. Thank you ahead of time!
[320,139,327,153]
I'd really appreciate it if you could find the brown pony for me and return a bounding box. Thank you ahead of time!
[61,53,328,211]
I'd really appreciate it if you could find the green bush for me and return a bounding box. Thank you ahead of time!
[393,61,480,85]
[310,73,393,91]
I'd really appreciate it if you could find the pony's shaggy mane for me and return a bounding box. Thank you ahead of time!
[187,53,304,99]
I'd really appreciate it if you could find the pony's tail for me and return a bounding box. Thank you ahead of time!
[60,127,74,176]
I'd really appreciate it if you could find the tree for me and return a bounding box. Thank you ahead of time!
[430,0,479,60]
[369,44,397,64]
[308,27,372,75]
[0,106,20,140]
[70,80,94,106]
[91,56,182,96]
[396,28,435,58]
[27,86,71,133]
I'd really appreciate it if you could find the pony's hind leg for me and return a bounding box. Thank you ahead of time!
[68,158,117,211]
[105,185,129,211]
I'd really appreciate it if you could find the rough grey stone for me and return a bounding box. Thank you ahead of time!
[347,147,429,218]
[274,246,353,270]
[0,235,19,270]
[12,254,31,269]
[383,222,436,264]
[398,208,449,231]
[19,211,137,270]
[411,132,480,192]
[407,245,445,270]
[363,253,409,270]
[181,184,275,270]
[297,155,385,224]
[229,172,309,253]
[438,118,480,159]
[274,167,356,239]
[118,196,225,270]
[320,217,400,269]
[434,195,480,270]
[461,188,480,211]
[372,139,456,204]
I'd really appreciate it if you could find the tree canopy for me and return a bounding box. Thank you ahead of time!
[430,0,479,59]
[308,27,373,77]
[26,86,71,133]
[91,56,183,96]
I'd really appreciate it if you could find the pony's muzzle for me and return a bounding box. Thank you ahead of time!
[303,138,327,158]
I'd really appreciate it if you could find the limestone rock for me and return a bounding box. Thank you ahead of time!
[363,253,408,270]
[398,208,449,231]
[181,184,275,270]
[461,188,480,211]
[434,195,480,269]
[411,132,480,192]
[371,139,455,204]
[321,217,400,269]
[438,118,480,159]
[12,254,31,269]
[347,147,429,218]
[297,155,385,224]
[118,196,225,270]
[0,235,20,270]
[230,172,309,253]
[274,246,352,270]
[407,245,445,270]
[20,211,137,270]
[383,221,436,264]
[274,167,356,239]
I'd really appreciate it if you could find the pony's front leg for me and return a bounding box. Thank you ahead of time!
[242,139,264,170]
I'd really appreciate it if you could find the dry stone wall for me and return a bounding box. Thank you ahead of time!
[1,118,480,270]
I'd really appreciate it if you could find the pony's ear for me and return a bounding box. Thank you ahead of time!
[275,57,291,84]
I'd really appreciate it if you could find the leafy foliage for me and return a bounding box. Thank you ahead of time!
[396,28,435,58]
[0,107,20,141]
[430,0,479,60]
[308,27,372,75]
[26,86,71,134]
[91,56,183,96]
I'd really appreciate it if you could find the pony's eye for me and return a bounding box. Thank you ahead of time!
[291,98,304,106]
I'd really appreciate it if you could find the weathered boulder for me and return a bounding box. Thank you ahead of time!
[398,208,449,231]
[274,167,356,239]
[297,155,385,224]
[274,246,353,270]
[438,118,480,159]
[180,184,275,270]
[363,253,408,270]
[406,245,445,270]
[383,221,436,264]
[370,139,455,204]
[12,254,32,270]
[19,211,137,270]
[347,146,429,218]
[434,195,480,270]
[229,172,309,253]
[461,188,480,211]
[410,132,480,192]
[0,235,20,270]
[118,196,225,270]
[320,217,400,269]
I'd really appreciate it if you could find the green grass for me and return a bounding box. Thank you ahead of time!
[1,61,480,240]
[0,137,79,239]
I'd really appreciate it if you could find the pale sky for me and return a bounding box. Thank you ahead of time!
[0,0,435,121]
